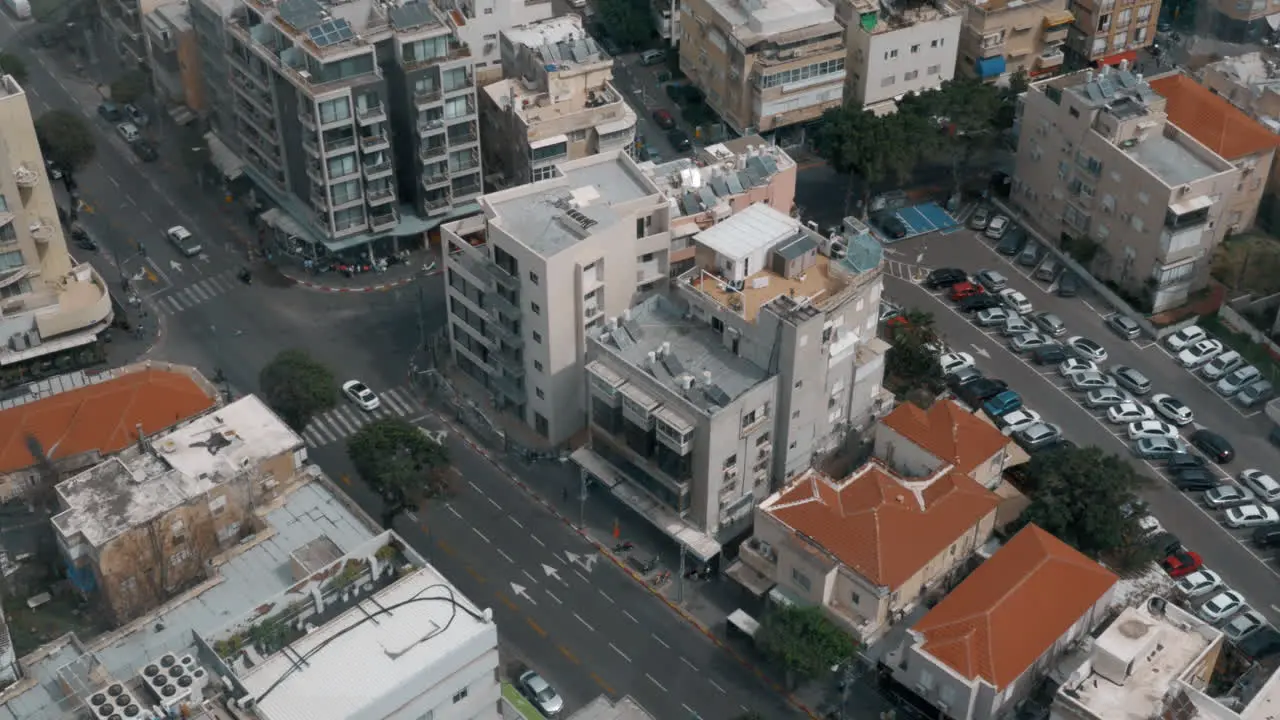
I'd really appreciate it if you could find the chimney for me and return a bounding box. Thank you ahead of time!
[136,423,146,453]
[1136,73,1145,85]
[660,341,671,356]
[1119,58,1129,73]
[702,370,713,385]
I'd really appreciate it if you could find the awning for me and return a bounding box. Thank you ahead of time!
[529,133,569,150]
[595,117,634,136]
[203,132,245,181]
[1043,9,1073,26]
[259,208,311,243]
[723,559,775,597]
[976,55,1007,79]
[1096,50,1138,67]
[1268,12,1280,29]
[1169,194,1213,216]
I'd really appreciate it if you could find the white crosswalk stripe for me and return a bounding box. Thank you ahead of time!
[382,389,412,415]
[300,386,422,448]
[154,271,241,315]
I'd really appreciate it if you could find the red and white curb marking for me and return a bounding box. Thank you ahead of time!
[285,268,443,293]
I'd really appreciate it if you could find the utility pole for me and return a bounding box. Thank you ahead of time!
[677,544,686,603]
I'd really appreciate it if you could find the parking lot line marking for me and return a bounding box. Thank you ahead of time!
[497,548,514,563]
[610,643,631,663]
[652,633,670,649]
[683,704,698,715]
[509,516,524,529]
[472,528,491,543]
[646,674,667,692]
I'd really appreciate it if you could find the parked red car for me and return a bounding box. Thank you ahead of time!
[1160,549,1203,578]
[651,109,676,130]
[949,281,985,302]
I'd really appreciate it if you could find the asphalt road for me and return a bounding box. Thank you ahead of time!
[883,210,1280,625]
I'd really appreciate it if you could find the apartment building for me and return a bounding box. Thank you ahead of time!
[845,0,963,114]
[1012,65,1240,313]
[654,0,679,46]
[889,525,1117,720]
[957,0,1073,83]
[480,16,637,187]
[1050,595,1224,720]
[734,460,999,641]
[1149,73,1280,233]
[0,76,115,382]
[1200,52,1280,131]
[98,0,169,65]
[1206,0,1280,42]
[874,399,1024,490]
[677,0,846,133]
[1063,0,1160,68]
[144,1,207,116]
[51,394,309,624]
[190,0,483,257]
[0,363,218,502]
[435,0,552,84]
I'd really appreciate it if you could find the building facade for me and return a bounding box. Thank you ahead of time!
[434,0,553,84]
[1199,52,1280,132]
[145,1,208,116]
[677,0,846,133]
[1063,0,1160,68]
[845,0,963,115]
[1012,65,1239,312]
[190,0,483,258]
[480,16,637,188]
[1206,0,1280,42]
[874,399,1023,491]
[957,0,1072,83]
[98,0,169,66]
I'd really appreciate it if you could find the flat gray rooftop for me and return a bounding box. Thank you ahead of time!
[598,294,768,409]
[1125,133,1219,186]
[489,155,655,257]
[0,479,377,720]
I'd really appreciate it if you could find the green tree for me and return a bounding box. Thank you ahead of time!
[813,106,934,217]
[347,417,451,528]
[0,54,27,85]
[34,110,96,172]
[258,349,337,431]
[898,79,1003,190]
[595,0,654,48]
[757,605,857,688]
[885,310,944,395]
[109,70,150,105]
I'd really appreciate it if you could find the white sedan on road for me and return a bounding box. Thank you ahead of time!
[940,352,975,376]
[1126,420,1179,441]
[1177,338,1225,368]
[1225,504,1280,529]
[1199,590,1245,623]
[1166,325,1208,352]
[1068,370,1117,391]
[342,380,382,411]
[1175,569,1222,599]
[1106,402,1154,425]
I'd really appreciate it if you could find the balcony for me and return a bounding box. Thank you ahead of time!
[364,160,393,179]
[738,536,778,578]
[448,127,478,146]
[1037,48,1065,68]
[491,350,524,377]
[323,136,357,155]
[28,217,55,243]
[489,373,524,403]
[980,36,1005,56]
[357,104,387,125]
[370,210,398,232]
[419,118,445,136]
[13,164,38,188]
[415,88,443,109]
[452,182,482,199]
[422,167,449,188]
[306,162,326,183]
[484,291,521,320]
[404,42,471,73]
[367,187,395,206]
[302,137,320,158]
[300,112,317,131]
[420,143,447,162]
[361,133,390,153]
[425,194,452,213]
[489,321,523,347]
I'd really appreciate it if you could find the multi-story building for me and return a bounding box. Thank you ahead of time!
[1063,0,1160,68]
[98,0,168,66]
[190,0,484,258]
[0,610,12,692]
[1206,0,1280,42]
[1200,52,1280,131]
[51,394,309,624]
[0,76,115,382]
[1012,65,1240,312]
[434,0,552,84]
[844,0,963,115]
[653,0,679,46]
[440,141,799,444]
[956,0,1072,83]
[479,16,637,188]
[676,0,846,133]
[889,524,1118,720]
[144,1,208,116]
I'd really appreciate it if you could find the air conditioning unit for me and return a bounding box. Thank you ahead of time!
[757,443,772,458]
[139,652,203,712]
[87,683,143,719]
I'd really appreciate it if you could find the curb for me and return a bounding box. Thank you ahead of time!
[282,268,443,293]
[417,392,819,719]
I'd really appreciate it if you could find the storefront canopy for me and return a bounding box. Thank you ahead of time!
[976,55,1007,79]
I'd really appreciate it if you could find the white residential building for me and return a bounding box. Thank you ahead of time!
[436,0,553,83]
[845,0,963,115]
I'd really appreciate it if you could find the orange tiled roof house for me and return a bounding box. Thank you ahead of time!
[874,400,1021,491]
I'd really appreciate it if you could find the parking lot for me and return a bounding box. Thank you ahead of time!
[885,204,1280,627]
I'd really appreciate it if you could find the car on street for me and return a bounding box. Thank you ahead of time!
[1238,380,1274,408]
[1068,370,1117,391]
[1032,312,1067,337]
[1056,272,1081,297]
[651,109,676,129]
[116,122,141,143]
[1199,590,1245,622]
[949,281,984,301]
[1106,313,1142,340]
[983,390,1023,417]
[976,269,1007,291]
[1235,627,1280,663]
[999,289,1033,314]
[1167,453,1207,471]
[984,215,1009,239]
[342,380,381,411]
[124,103,148,126]
[1204,484,1256,509]
[1127,420,1179,441]
[1085,387,1134,408]
[1201,351,1243,381]
[1001,315,1034,337]
[132,139,159,163]
[1166,325,1209,352]
[959,294,1001,312]
[1216,365,1261,396]
[1161,548,1203,577]
[879,300,902,324]
[996,228,1027,255]
[997,408,1042,434]
[1239,469,1280,504]
[1032,345,1068,365]
[876,213,909,239]
[956,378,1009,407]
[1106,402,1154,424]
[1010,332,1053,353]
[97,101,124,121]
[969,207,991,230]
[1226,504,1280,529]
[1175,569,1223,599]
[1065,336,1108,362]
[1177,339,1225,368]
[1110,365,1152,395]
[518,670,564,717]
[1133,436,1186,460]
[667,129,692,152]
[940,352,975,376]
[1224,610,1268,642]
[1150,393,1194,426]
[925,268,968,289]
[1174,468,1220,491]
[1190,430,1235,464]
[1015,422,1062,450]
[1060,358,1099,377]
[976,307,1012,326]
[164,225,202,256]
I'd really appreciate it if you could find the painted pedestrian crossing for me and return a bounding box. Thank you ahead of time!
[154,271,240,314]
[302,387,420,448]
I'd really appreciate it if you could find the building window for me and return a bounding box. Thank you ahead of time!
[927,64,940,75]
[0,195,7,212]
[532,331,542,343]
[791,568,811,591]
[534,360,543,372]
[0,251,24,271]
[1069,106,1080,118]
[760,58,845,88]
[531,302,541,315]
[532,166,557,181]
[881,75,896,87]
[170,548,191,566]
[884,49,898,60]
[910,44,919,53]
[531,141,568,163]
[536,388,545,399]
[209,495,227,515]
[452,688,469,703]
[529,271,539,284]
[904,69,918,81]
[443,67,470,92]
[851,591,860,605]
[318,97,351,124]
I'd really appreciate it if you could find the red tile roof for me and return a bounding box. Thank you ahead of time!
[880,400,1010,476]
[0,368,216,473]
[913,525,1117,690]
[1149,74,1280,160]
[763,462,999,590]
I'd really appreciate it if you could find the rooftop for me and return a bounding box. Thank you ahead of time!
[703,0,838,43]
[1124,130,1223,186]
[641,138,792,216]
[912,525,1117,691]
[503,15,608,65]
[483,76,627,130]
[241,0,451,62]
[0,363,217,475]
[1058,65,1162,108]
[880,400,1011,478]
[963,0,1071,14]
[0,75,20,100]
[1206,51,1280,91]
[51,395,302,547]
[1149,73,1280,160]
[593,294,771,411]
[485,151,659,256]
[858,0,961,33]
[761,461,1000,589]
[1053,596,1221,720]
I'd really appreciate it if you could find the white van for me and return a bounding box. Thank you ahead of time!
[3,0,31,19]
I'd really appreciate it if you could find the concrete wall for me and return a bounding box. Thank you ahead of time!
[958,0,1069,81]
[846,13,962,111]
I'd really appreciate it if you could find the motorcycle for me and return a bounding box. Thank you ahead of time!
[238,268,252,285]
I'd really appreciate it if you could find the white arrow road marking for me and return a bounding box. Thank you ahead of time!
[566,551,598,570]
[543,564,567,585]
[510,582,536,605]
[970,344,991,359]
[169,260,183,272]
[198,254,212,263]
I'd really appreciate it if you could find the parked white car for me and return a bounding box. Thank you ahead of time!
[1126,420,1179,441]
[1217,365,1261,396]
[1225,504,1280,528]
[1106,402,1154,425]
[1166,325,1207,352]
[1177,338,1225,368]
[1199,590,1245,623]
[940,352,975,376]
[1059,358,1099,377]
[998,289,1033,314]
[1175,569,1222,599]
[1150,393,1194,426]
[1204,484,1256,509]
[1201,351,1243,381]
[997,408,1042,435]
[1065,336,1108,362]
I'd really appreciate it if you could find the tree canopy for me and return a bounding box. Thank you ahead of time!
[34,110,96,172]
[897,78,1005,190]
[1011,445,1151,563]
[347,418,450,528]
[813,105,937,217]
[0,54,27,85]
[258,349,337,431]
[595,0,654,49]
[110,70,149,105]
[757,605,857,686]
[885,310,944,396]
